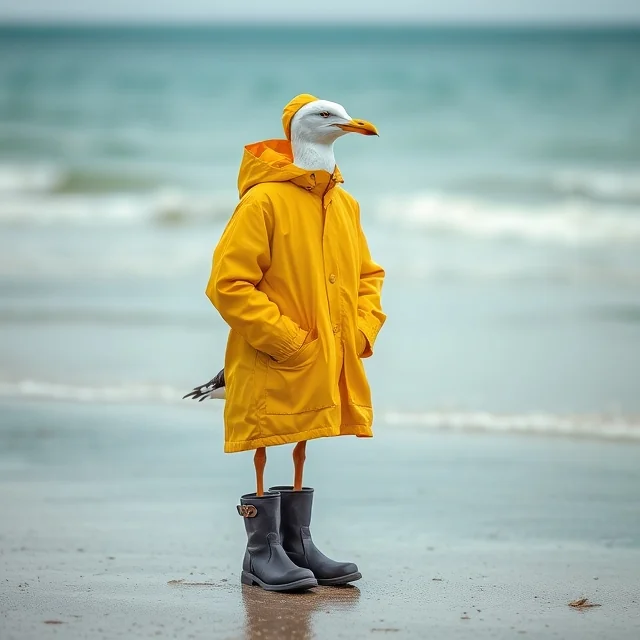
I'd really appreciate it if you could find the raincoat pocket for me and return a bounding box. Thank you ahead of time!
[265,337,334,415]
[275,334,319,369]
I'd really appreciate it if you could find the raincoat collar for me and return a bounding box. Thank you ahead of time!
[238,139,343,199]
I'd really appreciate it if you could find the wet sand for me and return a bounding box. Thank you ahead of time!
[1,400,639,639]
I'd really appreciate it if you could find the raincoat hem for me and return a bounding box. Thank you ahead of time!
[223,423,373,453]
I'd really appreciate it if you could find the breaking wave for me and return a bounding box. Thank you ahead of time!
[0,164,235,226]
[0,163,160,195]
[383,410,640,441]
[456,170,640,204]
[1,379,639,441]
[3,163,640,244]
[0,164,66,194]
[0,190,234,226]
[0,380,197,405]
[378,193,640,245]
[550,170,640,203]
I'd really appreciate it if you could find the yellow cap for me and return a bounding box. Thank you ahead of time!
[282,93,318,140]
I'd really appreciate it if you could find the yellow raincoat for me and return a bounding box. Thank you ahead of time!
[207,137,385,453]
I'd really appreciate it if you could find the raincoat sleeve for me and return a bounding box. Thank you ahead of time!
[206,196,308,362]
[356,208,386,358]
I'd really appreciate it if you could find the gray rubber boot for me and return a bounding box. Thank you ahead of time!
[238,491,318,591]
[269,486,362,586]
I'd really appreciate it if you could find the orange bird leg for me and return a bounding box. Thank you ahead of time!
[254,447,266,497]
[293,441,307,491]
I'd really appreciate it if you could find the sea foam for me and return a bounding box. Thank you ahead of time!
[1,379,638,442]
[379,192,640,245]
[551,170,640,202]
[0,164,65,194]
[0,189,233,226]
[383,410,640,441]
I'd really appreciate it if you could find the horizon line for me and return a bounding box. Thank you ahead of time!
[1,19,640,29]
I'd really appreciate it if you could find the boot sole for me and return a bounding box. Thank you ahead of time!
[316,571,362,586]
[241,571,318,592]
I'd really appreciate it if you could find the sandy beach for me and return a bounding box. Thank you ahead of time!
[1,399,639,639]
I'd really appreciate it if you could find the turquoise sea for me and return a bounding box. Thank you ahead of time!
[1,26,639,438]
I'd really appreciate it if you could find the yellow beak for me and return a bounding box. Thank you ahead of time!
[336,118,379,136]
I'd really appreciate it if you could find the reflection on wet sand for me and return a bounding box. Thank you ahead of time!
[242,585,361,640]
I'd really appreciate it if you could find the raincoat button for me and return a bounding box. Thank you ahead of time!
[329,274,336,284]
[333,324,339,334]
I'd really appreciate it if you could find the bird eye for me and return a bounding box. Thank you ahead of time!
[319,111,331,118]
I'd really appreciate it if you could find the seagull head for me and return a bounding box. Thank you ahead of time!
[284,95,378,172]
[290,99,378,146]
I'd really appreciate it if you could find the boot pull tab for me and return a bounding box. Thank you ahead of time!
[237,504,257,518]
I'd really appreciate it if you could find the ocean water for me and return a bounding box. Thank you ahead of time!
[1,26,639,439]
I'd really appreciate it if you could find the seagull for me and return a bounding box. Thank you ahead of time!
[183,97,377,404]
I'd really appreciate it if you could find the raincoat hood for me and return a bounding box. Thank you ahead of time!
[282,93,318,140]
[237,139,343,199]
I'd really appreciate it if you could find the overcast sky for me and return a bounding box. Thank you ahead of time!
[0,0,639,24]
